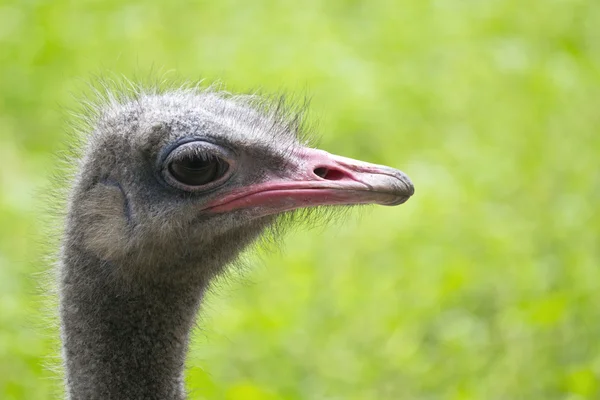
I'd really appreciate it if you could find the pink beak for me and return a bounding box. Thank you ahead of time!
[204,148,414,217]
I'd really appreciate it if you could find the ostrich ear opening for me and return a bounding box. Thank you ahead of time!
[204,147,414,217]
[78,182,133,260]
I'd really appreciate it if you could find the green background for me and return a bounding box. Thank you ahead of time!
[1,0,599,399]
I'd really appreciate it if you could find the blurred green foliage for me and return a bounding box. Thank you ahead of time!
[1,0,599,399]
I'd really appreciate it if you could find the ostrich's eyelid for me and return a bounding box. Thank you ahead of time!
[159,137,235,166]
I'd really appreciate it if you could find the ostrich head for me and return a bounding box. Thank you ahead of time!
[60,86,414,399]
[67,89,414,284]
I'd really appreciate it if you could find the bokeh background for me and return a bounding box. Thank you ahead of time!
[1,0,599,399]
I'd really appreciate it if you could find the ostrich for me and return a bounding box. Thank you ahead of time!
[59,86,414,399]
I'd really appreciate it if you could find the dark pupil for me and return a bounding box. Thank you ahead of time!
[169,155,227,186]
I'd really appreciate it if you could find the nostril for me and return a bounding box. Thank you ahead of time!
[314,167,328,178]
[313,167,346,181]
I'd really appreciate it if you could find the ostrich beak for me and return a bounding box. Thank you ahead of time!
[205,147,414,216]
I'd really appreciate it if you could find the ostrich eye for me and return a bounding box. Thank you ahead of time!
[168,154,229,187]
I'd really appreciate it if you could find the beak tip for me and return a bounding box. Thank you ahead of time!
[393,175,415,205]
[397,171,415,198]
[406,180,415,197]
[391,185,414,206]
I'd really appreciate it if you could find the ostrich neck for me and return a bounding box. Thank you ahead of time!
[60,246,208,400]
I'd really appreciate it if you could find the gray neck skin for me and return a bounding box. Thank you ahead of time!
[60,246,209,400]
